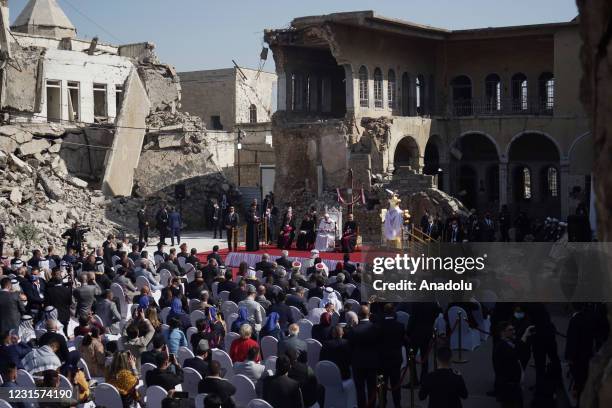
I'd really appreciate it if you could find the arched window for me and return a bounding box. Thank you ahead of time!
[520,167,532,199]
[451,75,472,116]
[544,166,559,197]
[511,73,528,112]
[359,66,369,108]
[485,73,501,113]
[538,72,554,112]
[416,74,425,115]
[249,104,257,123]
[387,69,396,109]
[401,72,410,116]
[373,68,383,108]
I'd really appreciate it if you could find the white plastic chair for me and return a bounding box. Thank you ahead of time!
[161,324,170,338]
[260,335,278,359]
[344,298,360,311]
[58,374,72,391]
[136,275,150,291]
[141,363,157,384]
[195,393,208,408]
[146,385,168,408]
[264,356,277,374]
[110,283,131,319]
[0,400,11,408]
[344,283,356,296]
[219,291,230,303]
[289,305,304,322]
[94,383,123,408]
[189,299,202,312]
[448,306,480,351]
[92,314,104,328]
[212,348,234,377]
[186,326,198,348]
[183,367,203,398]
[178,257,187,268]
[297,319,313,340]
[247,399,274,408]
[396,311,410,329]
[226,312,239,334]
[159,269,172,287]
[190,310,207,328]
[73,335,84,351]
[434,313,447,336]
[225,332,240,352]
[306,338,322,369]
[212,281,220,297]
[229,374,257,408]
[315,361,357,408]
[178,346,195,366]
[221,301,239,317]
[472,300,491,341]
[16,369,35,388]
[154,255,164,268]
[307,297,321,311]
[160,306,171,324]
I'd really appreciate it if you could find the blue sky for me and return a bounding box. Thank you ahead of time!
[10,0,578,72]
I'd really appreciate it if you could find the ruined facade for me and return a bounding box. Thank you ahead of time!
[265,11,591,222]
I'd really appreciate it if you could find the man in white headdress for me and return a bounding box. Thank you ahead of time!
[315,214,336,252]
[319,287,343,311]
[18,315,35,344]
[35,306,65,336]
[314,262,329,278]
[383,192,404,249]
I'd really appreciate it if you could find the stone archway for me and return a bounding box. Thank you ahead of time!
[424,135,443,189]
[393,136,421,171]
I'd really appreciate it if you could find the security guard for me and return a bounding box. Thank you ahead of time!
[419,346,468,408]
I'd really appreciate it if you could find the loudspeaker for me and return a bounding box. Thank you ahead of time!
[175,184,186,200]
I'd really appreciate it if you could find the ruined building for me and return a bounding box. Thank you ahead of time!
[0,0,235,249]
[264,11,592,225]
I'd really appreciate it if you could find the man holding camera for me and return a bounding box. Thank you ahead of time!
[61,222,90,252]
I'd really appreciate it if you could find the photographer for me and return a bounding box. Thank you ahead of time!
[145,344,184,391]
[61,221,90,252]
[493,321,535,408]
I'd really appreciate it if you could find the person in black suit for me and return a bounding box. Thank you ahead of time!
[346,305,380,408]
[229,279,248,304]
[183,339,210,377]
[419,346,468,408]
[342,253,356,275]
[379,304,406,408]
[211,202,223,239]
[0,277,25,336]
[407,301,441,384]
[225,206,239,252]
[276,250,292,270]
[493,321,534,407]
[141,334,166,366]
[217,270,237,294]
[565,303,596,403]
[320,324,351,380]
[286,287,308,316]
[198,360,236,408]
[255,254,275,278]
[207,245,224,266]
[263,355,304,408]
[287,348,323,407]
[22,269,45,316]
[306,276,325,300]
[268,292,294,331]
[447,218,464,243]
[44,269,72,336]
[146,349,184,391]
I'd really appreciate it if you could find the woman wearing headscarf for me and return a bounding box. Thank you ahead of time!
[167,297,191,331]
[312,311,333,343]
[18,315,35,344]
[319,287,343,311]
[231,306,252,334]
[259,312,281,341]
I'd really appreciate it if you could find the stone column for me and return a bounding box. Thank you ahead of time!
[277,72,287,111]
[343,64,355,114]
[499,159,508,210]
[560,159,570,219]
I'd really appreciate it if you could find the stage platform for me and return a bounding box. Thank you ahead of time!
[197,245,366,273]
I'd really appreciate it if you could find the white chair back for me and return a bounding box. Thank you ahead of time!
[225,332,240,351]
[289,306,304,321]
[221,301,239,317]
[154,254,164,268]
[189,299,202,312]
[110,283,129,318]
[58,374,72,391]
[186,326,198,348]
[135,276,150,291]
[146,385,168,408]
[212,348,234,377]
[434,313,447,335]
[247,399,274,408]
[448,306,480,351]
[182,367,202,398]
[344,283,356,296]
[160,324,170,338]
[211,281,220,297]
[178,346,195,366]
[77,358,91,381]
[315,361,357,408]
[264,356,277,374]
[94,383,123,408]
[159,269,172,287]
[226,312,239,334]
[0,400,11,408]
[229,374,257,408]
[92,314,104,328]
[195,393,208,408]
[396,311,410,328]
[16,369,35,388]
[219,291,230,302]
[141,363,157,384]
[35,329,46,339]
[260,335,278,359]
[344,298,360,310]
[307,297,321,311]
[178,257,187,268]
[306,338,322,369]
[160,306,171,324]
[190,310,207,328]
[297,319,313,340]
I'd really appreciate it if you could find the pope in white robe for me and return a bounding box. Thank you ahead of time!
[384,195,404,248]
[315,214,336,252]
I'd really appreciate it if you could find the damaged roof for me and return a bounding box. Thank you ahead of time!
[12,0,76,32]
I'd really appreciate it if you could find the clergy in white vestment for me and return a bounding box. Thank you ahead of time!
[314,214,336,252]
[383,194,404,249]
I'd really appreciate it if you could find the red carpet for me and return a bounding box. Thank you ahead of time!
[197,244,366,265]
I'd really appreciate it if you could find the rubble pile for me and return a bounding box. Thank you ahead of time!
[144,111,208,153]
[0,123,142,251]
[405,188,470,223]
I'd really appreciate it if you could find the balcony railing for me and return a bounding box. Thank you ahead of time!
[440,98,554,117]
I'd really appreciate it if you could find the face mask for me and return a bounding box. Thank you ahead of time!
[21,301,28,307]
[514,312,525,320]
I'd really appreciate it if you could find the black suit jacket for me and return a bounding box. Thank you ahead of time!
[183,357,209,377]
[206,252,224,266]
[262,374,304,408]
[407,302,440,344]
[276,257,292,270]
[218,280,237,294]
[255,260,275,277]
[45,282,72,323]
[346,320,380,369]
[268,302,294,331]
[286,294,308,316]
[198,377,236,408]
[379,317,406,368]
[320,338,351,380]
[0,291,24,336]
[146,366,183,391]
[307,287,324,300]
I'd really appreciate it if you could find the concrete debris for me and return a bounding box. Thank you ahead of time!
[0,135,17,153]
[0,125,33,143]
[158,133,184,149]
[18,138,50,156]
[9,153,32,174]
[406,188,470,224]
[37,171,63,201]
[9,187,22,204]
[137,63,181,113]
